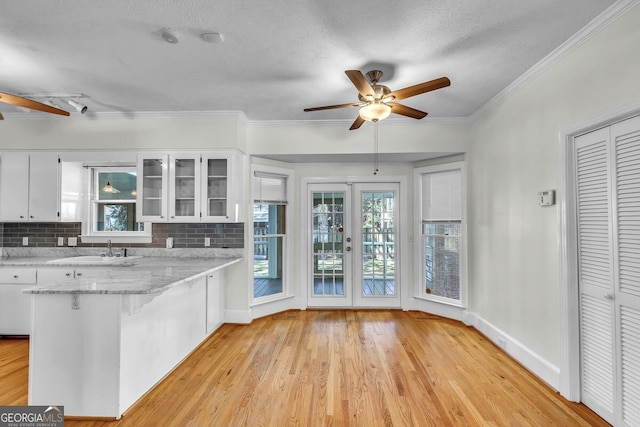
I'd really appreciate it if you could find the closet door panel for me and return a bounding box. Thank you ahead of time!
[612,115,640,426]
[575,127,616,423]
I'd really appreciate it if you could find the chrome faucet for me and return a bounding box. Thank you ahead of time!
[107,239,114,257]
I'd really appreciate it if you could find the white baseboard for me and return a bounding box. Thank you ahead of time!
[405,297,466,321]
[251,296,300,320]
[224,309,252,324]
[463,312,560,391]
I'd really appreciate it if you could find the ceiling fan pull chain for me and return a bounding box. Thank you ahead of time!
[374,120,379,175]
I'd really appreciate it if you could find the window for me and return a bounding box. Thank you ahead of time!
[252,169,291,301]
[417,163,465,306]
[81,166,151,243]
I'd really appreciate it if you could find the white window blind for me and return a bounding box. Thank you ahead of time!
[421,169,462,221]
[253,172,287,204]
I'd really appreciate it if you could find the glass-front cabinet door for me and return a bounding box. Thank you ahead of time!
[137,154,168,222]
[169,154,201,222]
[202,154,233,221]
[137,151,239,223]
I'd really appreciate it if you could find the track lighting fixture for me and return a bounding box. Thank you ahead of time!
[66,98,87,114]
[45,98,63,110]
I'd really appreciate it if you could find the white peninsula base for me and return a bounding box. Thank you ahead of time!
[28,268,229,418]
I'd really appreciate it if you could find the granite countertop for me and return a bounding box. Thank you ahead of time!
[1,256,243,295]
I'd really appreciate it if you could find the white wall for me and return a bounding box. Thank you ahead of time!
[467,2,640,370]
[247,119,469,157]
[0,113,242,150]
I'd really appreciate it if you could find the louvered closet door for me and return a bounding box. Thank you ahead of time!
[576,115,640,427]
[575,126,616,425]
[611,116,640,427]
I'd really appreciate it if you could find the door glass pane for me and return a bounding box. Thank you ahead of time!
[361,191,395,296]
[312,192,345,296]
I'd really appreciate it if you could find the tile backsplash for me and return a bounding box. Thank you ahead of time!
[0,222,244,249]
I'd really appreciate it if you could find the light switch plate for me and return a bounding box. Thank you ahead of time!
[204,237,211,247]
[58,237,65,246]
[166,237,173,249]
[22,237,28,246]
[68,237,78,247]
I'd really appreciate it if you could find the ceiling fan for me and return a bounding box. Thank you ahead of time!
[304,70,450,130]
[0,91,70,121]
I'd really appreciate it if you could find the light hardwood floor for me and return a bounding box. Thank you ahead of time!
[1,310,608,426]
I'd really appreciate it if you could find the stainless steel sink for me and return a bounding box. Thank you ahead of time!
[46,255,141,264]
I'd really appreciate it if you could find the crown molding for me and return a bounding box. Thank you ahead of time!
[245,115,471,129]
[0,110,248,121]
[470,0,640,121]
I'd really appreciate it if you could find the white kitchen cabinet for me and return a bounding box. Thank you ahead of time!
[0,269,37,335]
[0,152,60,222]
[137,151,241,223]
[168,154,201,222]
[37,268,105,283]
[202,153,241,222]
[137,153,168,222]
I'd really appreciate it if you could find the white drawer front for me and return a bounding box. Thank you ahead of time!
[0,269,37,283]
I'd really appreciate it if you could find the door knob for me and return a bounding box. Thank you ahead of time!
[346,247,352,251]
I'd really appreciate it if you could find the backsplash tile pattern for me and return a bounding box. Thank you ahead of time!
[0,222,244,249]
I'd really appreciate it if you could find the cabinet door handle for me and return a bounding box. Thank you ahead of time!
[76,273,82,277]
[604,293,614,300]
[19,215,24,219]
[66,273,71,277]
[13,275,19,279]
[30,215,34,219]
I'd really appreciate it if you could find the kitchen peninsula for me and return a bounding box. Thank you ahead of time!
[11,254,242,419]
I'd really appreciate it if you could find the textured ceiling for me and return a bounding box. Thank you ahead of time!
[0,0,617,122]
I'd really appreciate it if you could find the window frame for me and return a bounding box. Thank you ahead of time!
[250,164,294,305]
[414,162,466,307]
[81,166,152,244]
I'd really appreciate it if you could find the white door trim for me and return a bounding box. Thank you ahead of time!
[558,96,640,401]
[300,175,408,310]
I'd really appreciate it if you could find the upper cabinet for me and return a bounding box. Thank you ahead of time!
[0,152,60,222]
[137,154,169,222]
[202,153,237,222]
[137,151,242,223]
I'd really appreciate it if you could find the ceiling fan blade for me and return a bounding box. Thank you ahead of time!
[345,70,375,98]
[388,77,450,101]
[304,102,364,112]
[349,115,365,130]
[0,92,70,116]
[390,103,428,119]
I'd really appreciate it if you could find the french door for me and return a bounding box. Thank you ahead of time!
[307,182,400,308]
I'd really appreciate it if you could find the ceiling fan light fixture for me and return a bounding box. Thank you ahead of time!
[359,102,391,122]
